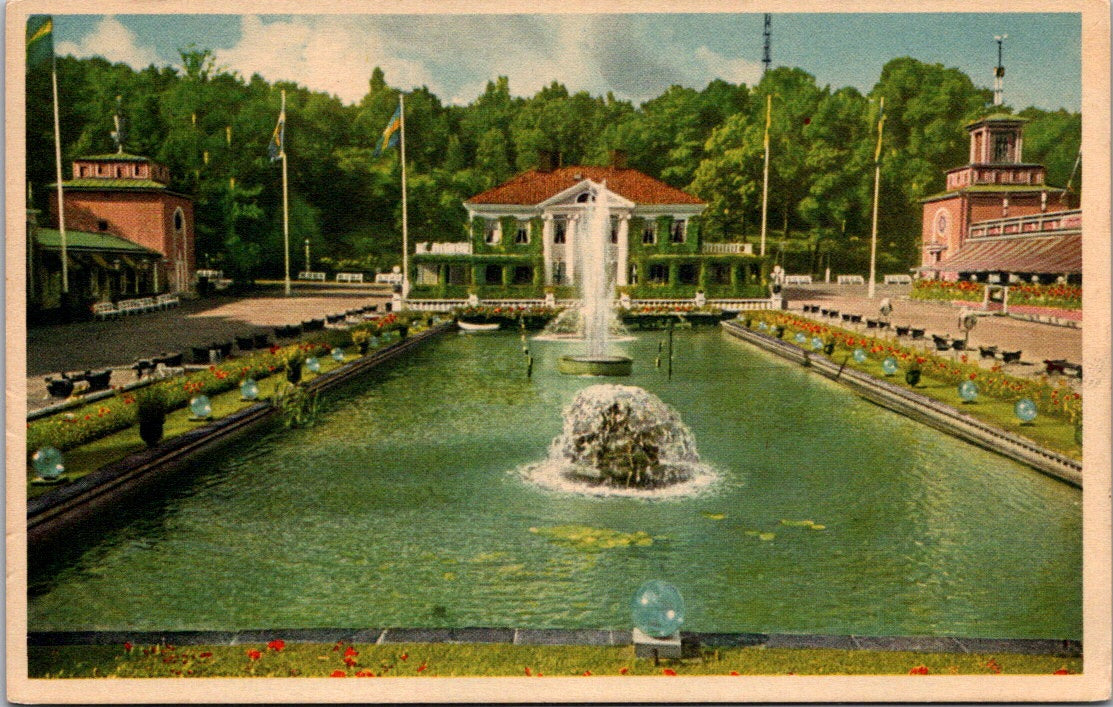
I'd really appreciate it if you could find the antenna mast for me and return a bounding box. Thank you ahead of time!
[762,14,772,75]
[993,34,1007,106]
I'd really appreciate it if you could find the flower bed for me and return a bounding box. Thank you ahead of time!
[26,314,423,457]
[910,279,985,304]
[1007,283,1082,310]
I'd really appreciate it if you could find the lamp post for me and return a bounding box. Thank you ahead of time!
[867,96,885,300]
[304,239,310,273]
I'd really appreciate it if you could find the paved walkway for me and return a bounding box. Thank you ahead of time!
[785,283,1083,382]
[26,287,390,410]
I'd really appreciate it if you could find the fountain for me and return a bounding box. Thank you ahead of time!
[556,184,633,376]
[522,384,715,495]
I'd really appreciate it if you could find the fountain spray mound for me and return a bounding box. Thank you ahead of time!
[520,385,717,498]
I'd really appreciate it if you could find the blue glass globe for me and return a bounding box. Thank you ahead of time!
[882,357,899,375]
[32,446,65,480]
[853,348,867,363]
[811,336,824,350]
[1015,398,1038,423]
[958,380,979,402]
[794,332,807,344]
[368,335,380,347]
[758,321,768,331]
[240,378,259,401]
[331,347,345,362]
[631,580,685,638]
[189,395,212,418]
[305,356,321,373]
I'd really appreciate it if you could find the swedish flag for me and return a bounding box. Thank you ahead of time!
[374,104,402,157]
[27,15,53,68]
[267,109,285,162]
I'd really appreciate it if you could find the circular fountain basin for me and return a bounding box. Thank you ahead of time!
[558,355,633,376]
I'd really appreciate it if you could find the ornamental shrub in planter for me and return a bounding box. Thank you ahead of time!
[136,387,169,448]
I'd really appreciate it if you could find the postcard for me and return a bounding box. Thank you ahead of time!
[7,0,1110,702]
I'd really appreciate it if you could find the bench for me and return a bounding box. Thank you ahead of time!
[336,272,365,283]
[883,274,913,285]
[375,272,403,285]
[156,293,180,309]
[836,275,865,285]
[298,271,326,281]
[784,274,812,285]
[92,302,118,320]
[116,299,144,316]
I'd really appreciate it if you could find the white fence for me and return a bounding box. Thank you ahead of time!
[700,242,754,255]
[415,241,473,255]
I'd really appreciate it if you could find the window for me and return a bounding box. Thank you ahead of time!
[553,262,567,285]
[670,219,687,243]
[512,265,533,285]
[484,264,503,284]
[173,209,185,232]
[709,264,731,284]
[648,263,668,284]
[554,219,567,244]
[677,263,698,285]
[484,219,501,244]
[992,134,1012,163]
[447,265,467,285]
[628,263,638,285]
[610,217,619,244]
[576,191,591,203]
[642,222,657,245]
[97,220,109,232]
[515,222,530,244]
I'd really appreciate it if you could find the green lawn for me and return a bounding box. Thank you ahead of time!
[28,351,352,499]
[27,642,1080,678]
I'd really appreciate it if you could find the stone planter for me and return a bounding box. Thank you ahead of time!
[286,363,303,385]
[138,417,164,448]
[905,369,922,387]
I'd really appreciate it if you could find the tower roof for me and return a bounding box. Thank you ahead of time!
[964,113,1029,130]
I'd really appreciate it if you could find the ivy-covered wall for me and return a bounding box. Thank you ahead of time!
[471,216,544,256]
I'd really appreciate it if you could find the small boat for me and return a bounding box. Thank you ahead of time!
[457,320,500,332]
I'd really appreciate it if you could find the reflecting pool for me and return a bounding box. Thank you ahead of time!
[29,329,1081,639]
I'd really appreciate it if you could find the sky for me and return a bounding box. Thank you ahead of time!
[51,13,1081,111]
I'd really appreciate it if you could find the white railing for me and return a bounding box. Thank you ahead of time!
[967,209,1082,239]
[336,272,365,283]
[404,297,773,313]
[784,274,812,285]
[415,241,474,255]
[405,299,468,312]
[706,299,774,312]
[700,242,754,255]
[298,271,326,281]
[884,274,913,285]
[836,275,865,285]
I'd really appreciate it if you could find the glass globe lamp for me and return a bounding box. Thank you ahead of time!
[631,580,685,638]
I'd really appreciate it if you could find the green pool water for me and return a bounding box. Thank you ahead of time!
[28,329,1081,639]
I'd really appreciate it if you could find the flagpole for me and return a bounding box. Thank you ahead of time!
[868,96,885,300]
[280,90,290,296]
[399,93,409,305]
[759,93,771,258]
[51,54,68,294]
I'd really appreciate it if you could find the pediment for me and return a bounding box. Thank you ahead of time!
[538,179,636,209]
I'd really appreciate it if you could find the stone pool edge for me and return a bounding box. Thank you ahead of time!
[720,320,1082,487]
[25,628,1081,657]
[25,323,454,550]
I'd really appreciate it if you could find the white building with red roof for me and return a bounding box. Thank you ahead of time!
[411,159,767,300]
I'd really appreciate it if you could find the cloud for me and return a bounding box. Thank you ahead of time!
[212,16,435,104]
[55,16,161,68]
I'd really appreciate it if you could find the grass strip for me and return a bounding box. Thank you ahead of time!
[27,641,1081,678]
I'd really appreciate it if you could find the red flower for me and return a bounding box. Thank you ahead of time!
[267,639,285,652]
[730,671,740,676]
[343,656,357,667]
[619,667,629,675]
[908,665,930,675]
[123,642,133,653]
[662,668,677,676]
[399,652,408,661]
[524,667,532,676]
[417,663,427,673]
[582,670,592,676]
[199,652,212,659]
[1053,668,1071,675]
[969,373,978,380]
[355,669,376,677]
[246,649,262,661]
[330,670,346,677]
[343,646,358,658]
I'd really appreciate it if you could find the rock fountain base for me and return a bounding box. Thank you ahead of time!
[558,355,633,376]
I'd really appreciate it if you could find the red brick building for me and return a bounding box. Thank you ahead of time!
[919,115,1080,282]
[50,153,195,293]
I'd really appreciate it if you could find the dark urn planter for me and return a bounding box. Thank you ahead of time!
[823,342,836,356]
[397,325,409,339]
[286,363,303,385]
[358,340,370,356]
[138,417,165,448]
[905,369,922,387]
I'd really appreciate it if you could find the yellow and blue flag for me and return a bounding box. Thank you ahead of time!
[27,15,54,68]
[267,108,285,162]
[374,104,402,157]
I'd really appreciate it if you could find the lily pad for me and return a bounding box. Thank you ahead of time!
[758,532,776,541]
[701,512,725,520]
[529,524,654,550]
[780,519,814,527]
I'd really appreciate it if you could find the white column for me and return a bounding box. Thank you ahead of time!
[616,215,630,286]
[542,214,554,285]
[566,215,578,286]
